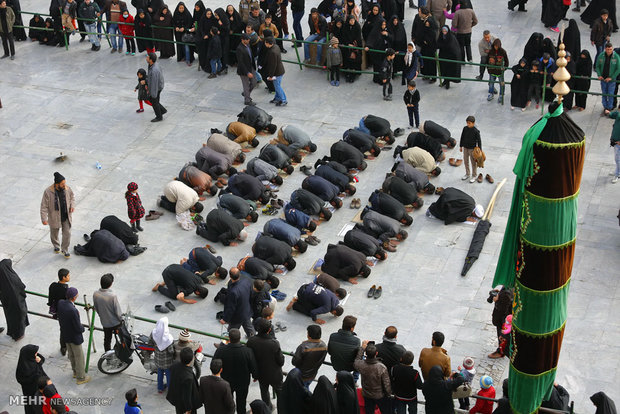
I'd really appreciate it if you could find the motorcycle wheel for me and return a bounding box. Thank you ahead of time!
[97,353,131,374]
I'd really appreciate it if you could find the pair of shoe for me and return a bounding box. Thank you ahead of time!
[350,198,361,208]
[305,235,320,245]
[300,165,313,176]
[449,158,463,167]
[270,198,285,208]
[271,290,287,301]
[274,321,287,332]
[367,285,382,299]
[155,301,176,313]
[145,210,163,220]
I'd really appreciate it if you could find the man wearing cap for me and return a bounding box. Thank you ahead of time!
[237,32,258,106]
[197,209,248,246]
[174,328,203,377]
[40,172,75,258]
[57,287,91,384]
[304,8,327,63]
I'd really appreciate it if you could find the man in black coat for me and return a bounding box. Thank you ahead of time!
[199,358,235,414]
[225,172,272,204]
[406,131,445,161]
[321,243,371,283]
[390,161,436,194]
[153,264,209,304]
[301,175,343,208]
[213,329,258,414]
[343,228,388,260]
[259,143,299,173]
[236,33,257,106]
[56,287,89,384]
[368,190,414,226]
[328,315,361,375]
[246,318,285,410]
[197,209,248,246]
[327,140,367,170]
[375,325,407,374]
[252,234,297,270]
[315,163,357,195]
[233,256,281,289]
[167,347,203,414]
[290,189,333,220]
[420,120,457,148]
[358,209,409,242]
[181,247,228,283]
[287,282,344,324]
[360,114,396,144]
[382,175,425,207]
[217,194,259,222]
[343,128,381,156]
[220,272,255,337]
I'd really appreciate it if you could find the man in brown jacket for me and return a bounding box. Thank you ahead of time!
[264,37,287,106]
[354,340,392,413]
[40,172,75,258]
[418,331,451,381]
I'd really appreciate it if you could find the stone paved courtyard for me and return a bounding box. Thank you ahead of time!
[0,0,619,412]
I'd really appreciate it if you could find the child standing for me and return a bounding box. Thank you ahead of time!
[119,10,136,55]
[124,388,143,414]
[126,182,145,232]
[381,48,396,101]
[402,42,422,85]
[391,350,424,414]
[527,60,542,109]
[207,26,222,79]
[457,357,476,409]
[326,37,343,86]
[134,69,152,113]
[459,115,482,183]
[469,376,496,414]
[403,80,421,129]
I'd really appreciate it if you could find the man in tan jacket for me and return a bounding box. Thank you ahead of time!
[418,331,451,380]
[40,172,75,258]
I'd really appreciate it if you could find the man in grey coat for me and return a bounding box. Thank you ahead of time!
[92,273,123,352]
[146,52,167,122]
[40,172,75,258]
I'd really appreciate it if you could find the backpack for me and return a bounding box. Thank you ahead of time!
[114,323,134,364]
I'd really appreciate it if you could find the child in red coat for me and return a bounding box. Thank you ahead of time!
[126,182,145,232]
[470,375,496,414]
[119,10,136,55]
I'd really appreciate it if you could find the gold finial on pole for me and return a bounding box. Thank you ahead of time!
[553,26,571,103]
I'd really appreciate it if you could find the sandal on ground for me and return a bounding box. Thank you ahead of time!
[449,158,456,166]
[454,159,463,166]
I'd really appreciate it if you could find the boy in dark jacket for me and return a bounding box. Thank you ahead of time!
[403,80,421,129]
[526,59,542,109]
[381,48,396,101]
[459,115,482,183]
[391,351,424,414]
[208,27,223,78]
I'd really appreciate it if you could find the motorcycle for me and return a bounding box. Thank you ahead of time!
[97,311,157,375]
[97,310,205,376]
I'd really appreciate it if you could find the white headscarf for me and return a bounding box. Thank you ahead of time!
[152,317,174,351]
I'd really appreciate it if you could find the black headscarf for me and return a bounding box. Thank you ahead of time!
[311,376,338,414]
[591,392,618,414]
[542,37,557,60]
[341,15,362,46]
[199,8,217,38]
[388,15,407,52]
[249,399,271,414]
[362,5,381,40]
[16,344,47,397]
[575,49,592,79]
[522,32,544,63]
[437,25,462,80]
[560,19,580,59]
[226,5,244,32]
[365,18,390,51]
[215,7,230,31]
[173,2,193,28]
[278,368,312,414]
[0,259,29,340]
[193,0,205,23]
[331,16,345,40]
[336,371,359,414]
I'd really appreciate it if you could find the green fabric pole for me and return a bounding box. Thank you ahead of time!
[493,103,564,288]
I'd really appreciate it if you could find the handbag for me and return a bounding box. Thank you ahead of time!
[472,146,486,168]
[452,382,472,399]
[181,32,196,43]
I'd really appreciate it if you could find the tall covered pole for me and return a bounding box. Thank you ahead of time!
[492,42,585,414]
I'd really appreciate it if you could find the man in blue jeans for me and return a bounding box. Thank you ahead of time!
[290,0,304,44]
[264,37,288,106]
[100,0,125,52]
[595,43,620,115]
[304,8,327,63]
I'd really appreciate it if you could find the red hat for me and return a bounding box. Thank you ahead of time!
[127,182,138,191]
